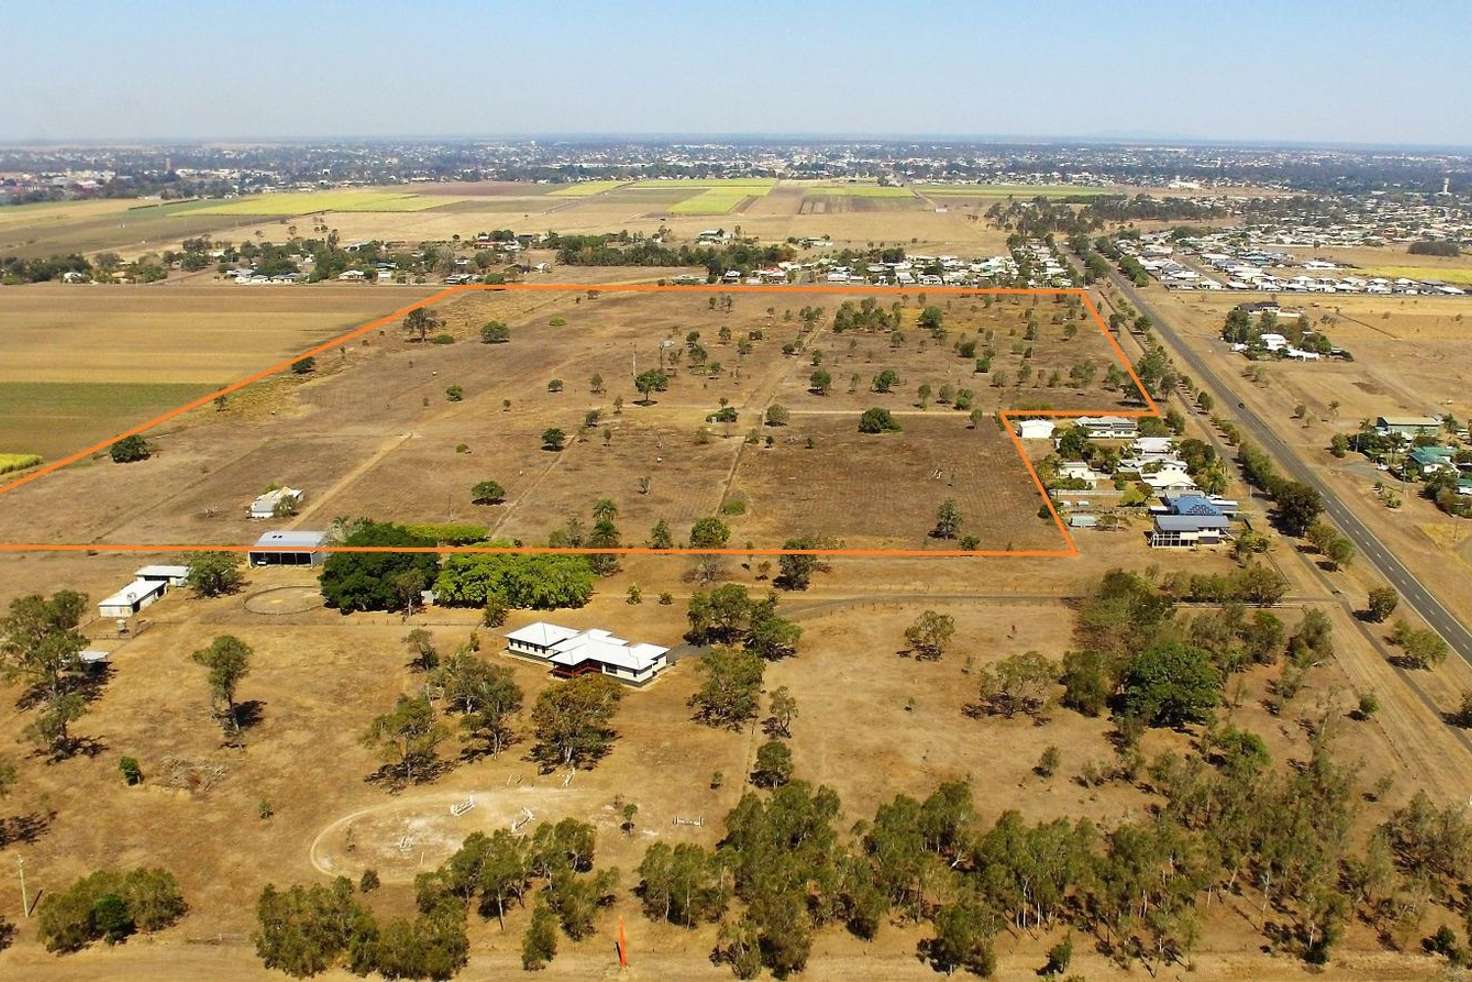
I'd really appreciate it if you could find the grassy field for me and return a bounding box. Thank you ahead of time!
[0,198,263,259]
[1361,265,1472,285]
[0,380,213,458]
[804,185,915,198]
[190,190,458,216]
[919,183,1112,197]
[0,452,42,474]
[0,197,138,229]
[545,180,630,197]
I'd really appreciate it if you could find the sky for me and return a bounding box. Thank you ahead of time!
[3,0,1469,147]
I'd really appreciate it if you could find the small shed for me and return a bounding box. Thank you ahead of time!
[134,565,189,587]
[98,579,167,618]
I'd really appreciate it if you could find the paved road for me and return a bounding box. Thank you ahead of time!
[1105,271,1472,664]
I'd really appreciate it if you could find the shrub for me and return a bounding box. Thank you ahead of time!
[445,385,464,402]
[470,480,505,505]
[430,333,455,345]
[290,356,316,374]
[541,428,566,451]
[548,317,566,327]
[480,320,511,343]
[483,595,510,627]
[109,434,151,464]
[119,756,143,785]
[403,522,490,545]
[185,552,245,597]
[857,407,901,433]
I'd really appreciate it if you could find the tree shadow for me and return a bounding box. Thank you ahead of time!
[364,756,456,793]
[0,809,56,848]
[14,664,115,713]
[235,700,267,732]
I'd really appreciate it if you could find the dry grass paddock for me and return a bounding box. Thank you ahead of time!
[0,288,1090,555]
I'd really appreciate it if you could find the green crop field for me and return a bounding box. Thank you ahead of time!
[0,453,42,475]
[190,191,457,216]
[805,185,915,198]
[668,189,758,215]
[546,180,630,197]
[0,381,214,458]
[919,184,1112,198]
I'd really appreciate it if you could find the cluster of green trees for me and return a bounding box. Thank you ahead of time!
[0,252,93,283]
[38,867,186,952]
[833,297,902,334]
[1058,569,1304,728]
[544,232,794,279]
[255,814,620,978]
[318,520,597,614]
[1236,443,1325,537]
[685,585,801,660]
[319,521,441,614]
[1220,307,1337,357]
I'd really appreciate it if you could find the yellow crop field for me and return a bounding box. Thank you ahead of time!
[546,180,630,197]
[805,185,914,198]
[668,189,755,215]
[190,190,457,216]
[1361,266,1472,285]
[0,453,42,474]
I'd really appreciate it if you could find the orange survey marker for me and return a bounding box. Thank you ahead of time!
[0,283,1159,559]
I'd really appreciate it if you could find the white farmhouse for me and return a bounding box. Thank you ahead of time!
[506,623,670,686]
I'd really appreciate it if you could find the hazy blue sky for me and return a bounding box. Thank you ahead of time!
[3,0,1468,146]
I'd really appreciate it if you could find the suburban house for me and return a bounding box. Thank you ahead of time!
[248,530,330,566]
[1160,489,1240,517]
[1376,415,1441,438]
[1409,445,1457,475]
[1014,418,1057,440]
[1132,436,1175,456]
[505,622,670,686]
[250,487,303,519]
[1150,494,1232,547]
[1056,461,1104,486]
[1076,416,1139,439]
[1140,466,1199,492]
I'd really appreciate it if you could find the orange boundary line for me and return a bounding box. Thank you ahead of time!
[0,283,1157,558]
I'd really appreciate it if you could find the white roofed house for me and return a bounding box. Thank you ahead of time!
[250,486,303,519]
[1014,418,1056,440]
[506,622,670,686]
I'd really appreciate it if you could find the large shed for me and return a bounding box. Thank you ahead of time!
[249,530,329,566]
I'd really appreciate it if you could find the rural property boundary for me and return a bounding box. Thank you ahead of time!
[0,283,1159,559]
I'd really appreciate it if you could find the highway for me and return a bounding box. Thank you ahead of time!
[1104,272,1472,664]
